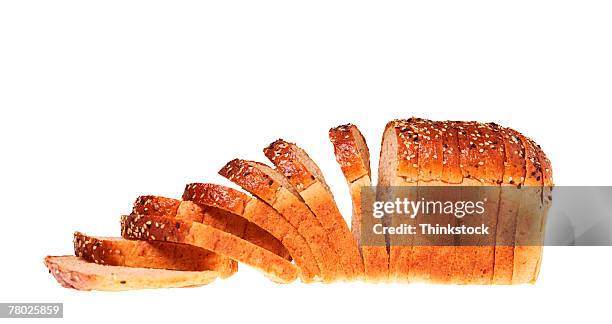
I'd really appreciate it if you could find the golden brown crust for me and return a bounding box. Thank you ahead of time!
[122,214,298,283]
[264,139,317,190]
[329,124,370,182]
[219,159,281,203]
[44,256,219,291]
[219,159,341,282]
[183,183,321,282]
[264,139,364,280]
[133,195,291,260]
[388,118,420,181]
[73,232,236,277]
[133,196,181,218]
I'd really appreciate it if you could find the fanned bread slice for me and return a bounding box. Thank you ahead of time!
[329,124,388,282]
[219,159,341,282]
[44,256,219,291]
[133,196,291,260]
[183,183,321,282]
[264,139,364,279]
[73,232,237,278]
[121,214,298,283]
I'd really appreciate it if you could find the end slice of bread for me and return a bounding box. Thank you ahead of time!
[44,256,219,291]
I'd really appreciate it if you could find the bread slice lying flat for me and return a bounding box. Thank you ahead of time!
[329,124,389,282]
[264,139,364,280]
[44,256,219,291]
[121,214,298,283]
[183,183,321,282]
[219,159,341,282]
[132,195,291,260]
[73,232,237,278]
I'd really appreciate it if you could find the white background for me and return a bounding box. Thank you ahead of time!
[1,1,611,323]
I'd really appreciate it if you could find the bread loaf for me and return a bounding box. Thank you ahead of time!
[377,118,552,284]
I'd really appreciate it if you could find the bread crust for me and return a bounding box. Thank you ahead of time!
[264,139,364,279]
[220,159,341,282]
[121,214,298,283]
[44,256,219,291]
[330,124,388,282]
[183,183,321,282]
[133,195,291,260]
[329,124,371,182]
[73,232,236,278]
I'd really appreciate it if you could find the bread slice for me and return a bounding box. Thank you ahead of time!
[532,139,553,282]
[73,232,237,278]
[264,139,364,280]
[121,214,298,283]
[44,256,219,291]
[378,119,419,282]
[512,132,551,284]
[454,121,503,284]
[491,126,526,284]
[329,124,388,282]
[428,121,461,284]
[133,195,291,260]
[219,159,341,282]
[183,183,321,282]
